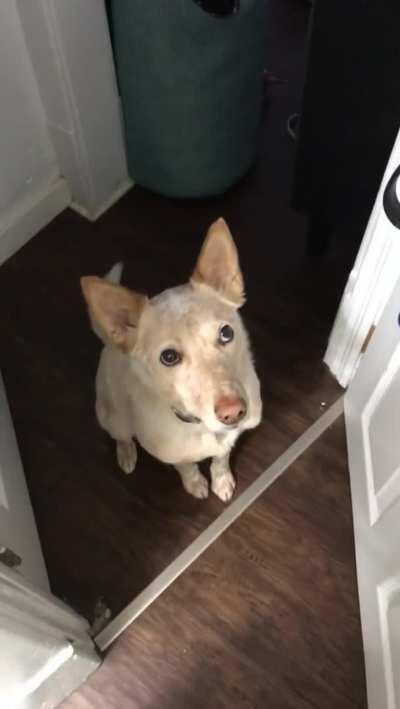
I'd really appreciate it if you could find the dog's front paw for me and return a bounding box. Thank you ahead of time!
[117,440,137,475]
[184,474,209,499]
[212,471,236,502]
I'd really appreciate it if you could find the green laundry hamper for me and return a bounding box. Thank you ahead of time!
[108,0,266,198]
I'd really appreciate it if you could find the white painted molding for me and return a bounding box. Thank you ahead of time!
[0,565,100,708]
[71,177,133,222]
[17,0,131,220]
[0,177,70,267]
[324,127,400,388]
[0,564,90,636]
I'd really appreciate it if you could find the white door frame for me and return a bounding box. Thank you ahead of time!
[0,564,100,708]
[324,126,400,388]
[0,370,49,592]
[16,0,131,221]
[0,366,100,706]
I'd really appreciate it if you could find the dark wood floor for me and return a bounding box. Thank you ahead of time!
[62,418,367,709]
[0,0,362,621]
[1,0,367,704]
[0,3,367,703]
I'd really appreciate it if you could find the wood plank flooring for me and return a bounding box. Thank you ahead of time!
[0,0,367,704]
[0,0,362,621]
[62,418,367,709]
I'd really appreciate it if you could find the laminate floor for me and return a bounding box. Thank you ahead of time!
[62,418,367,709]
[0,0,361,632]
[0,0,367,704]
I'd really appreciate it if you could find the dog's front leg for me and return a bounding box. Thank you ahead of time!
[175,463,209,499]
[210,454,236,502]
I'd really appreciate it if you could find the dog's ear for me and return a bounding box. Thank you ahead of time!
[80,277,147,352]
[191,218,245,307]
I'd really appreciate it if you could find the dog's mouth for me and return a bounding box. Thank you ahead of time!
[172,407,202,424]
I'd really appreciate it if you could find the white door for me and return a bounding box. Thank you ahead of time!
[0,370,101,706]
[0,370,49,591]
[345,160,400,707]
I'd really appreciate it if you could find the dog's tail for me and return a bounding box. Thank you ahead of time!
[89,262,124,343]
[105,261,123,285]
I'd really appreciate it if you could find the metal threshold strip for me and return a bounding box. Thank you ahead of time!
[96,396,344,651]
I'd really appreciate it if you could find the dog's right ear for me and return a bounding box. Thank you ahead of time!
[191,218,245,307]
[80,277,147,352]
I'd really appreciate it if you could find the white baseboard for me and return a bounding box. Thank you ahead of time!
[0,177,70,267]
[71,178,134,222]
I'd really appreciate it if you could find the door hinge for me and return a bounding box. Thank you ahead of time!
[361,325,376,353]
[0,546,22,569]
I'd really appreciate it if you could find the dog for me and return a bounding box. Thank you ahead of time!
[81,218,262,502]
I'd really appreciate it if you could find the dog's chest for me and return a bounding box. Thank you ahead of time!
[135,413,240,464]
[215,428,241,452]
[172,426,239,463]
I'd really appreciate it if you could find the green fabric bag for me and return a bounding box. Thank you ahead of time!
[109,0,266,197]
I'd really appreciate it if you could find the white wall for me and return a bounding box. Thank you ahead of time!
[0,0,130,263]
[0,0,59,220]
[18,0,132,220]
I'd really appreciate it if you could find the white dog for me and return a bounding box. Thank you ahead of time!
[81,218,261,502]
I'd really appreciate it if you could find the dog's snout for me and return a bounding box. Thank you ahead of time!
[215,395,247,426]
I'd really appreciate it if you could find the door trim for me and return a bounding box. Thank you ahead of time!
[324,128,400,388]
[0,564,100,707]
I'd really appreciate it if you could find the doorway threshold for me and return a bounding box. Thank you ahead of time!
[96,396,344,651]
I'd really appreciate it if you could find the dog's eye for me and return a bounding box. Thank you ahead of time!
[160,348,181,367]
[218,324,234,345]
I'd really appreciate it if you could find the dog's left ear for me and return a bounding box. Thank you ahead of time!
[191,218,245,307]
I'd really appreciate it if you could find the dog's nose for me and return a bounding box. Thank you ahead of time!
[215,395,247,426]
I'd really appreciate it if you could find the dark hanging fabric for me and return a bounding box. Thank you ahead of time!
[292,1,400,240]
